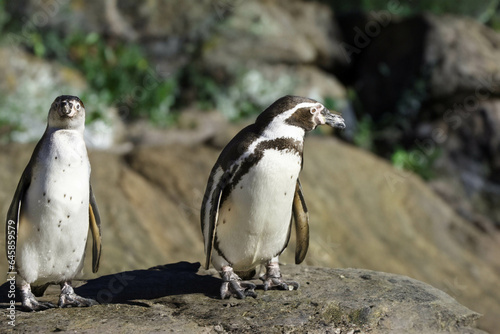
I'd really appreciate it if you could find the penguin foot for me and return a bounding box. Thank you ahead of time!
[260,262,299,291]
[220,266,257,299]
[58,282,98,308]
[19,286,56,311]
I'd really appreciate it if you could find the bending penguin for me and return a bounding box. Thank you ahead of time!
[201,95,345,299]
[6,95,102,310]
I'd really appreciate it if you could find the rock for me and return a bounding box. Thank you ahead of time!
[1,128,499,332]
[338,12,500,120]
[0,263,486,333]
[336,12,500,231]
[0,46,121,149]
[198,0,349,118]
[424,15,500,101]
[424,98,500,228]
[106,0,218,74]
[125,109,229,147]
[199,63,349,120]
[202,0,345,70]
[4,0,351,119]
[0,46,86,143]
[6,0,220,74]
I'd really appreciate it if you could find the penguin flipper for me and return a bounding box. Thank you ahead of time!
[205,185,224,270]
[89,184,102,273]
[5,164,31,263]
[292,178,309,264]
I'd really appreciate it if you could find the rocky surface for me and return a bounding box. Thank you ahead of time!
[0,263,486,333]
[1,129,499,332]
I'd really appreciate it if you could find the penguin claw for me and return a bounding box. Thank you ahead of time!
[260,262,299,291]
[220,266,257,299]
[261,276,299,291]
[220,280,257,299]
[19,288,56,311]
[22,300,56,312]
[58,282,98,308]
[58,293,99,308]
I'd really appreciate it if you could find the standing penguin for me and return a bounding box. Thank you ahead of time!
[201,95,345,299]
[6,95,102,310]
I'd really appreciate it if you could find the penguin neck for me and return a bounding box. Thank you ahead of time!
[261,121,305,143]
[47,113,85,135]
[46,123,85,137]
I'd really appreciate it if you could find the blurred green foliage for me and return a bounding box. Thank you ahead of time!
[37,31,178,126]
[1,0,499,149]
[1,14,179,127]
[391,147,440,180]
[353,116,374,151]
[0,0,8,31]
[323,96,341,112]
[181,65,286,121]
[181,65,221,111]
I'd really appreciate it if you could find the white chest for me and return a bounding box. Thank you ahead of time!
[216,149,302,270]
[17,131,91,284]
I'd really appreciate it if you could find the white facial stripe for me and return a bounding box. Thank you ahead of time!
[272,102,321,123]
[227,105,311,179]
[221,101,321,189]
[262,102,322,139]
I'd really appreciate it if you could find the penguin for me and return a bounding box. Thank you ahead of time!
[201,95,345,299]
[5,95,102,310]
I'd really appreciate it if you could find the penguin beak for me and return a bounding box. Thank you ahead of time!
[57,101,72,117]
[62,101,71,115]
[322,108,345,129]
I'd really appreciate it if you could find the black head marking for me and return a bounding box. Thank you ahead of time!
[285,107,317,131]
[255,95,319,127]
[257,95,345,131]
[52,95,85,110]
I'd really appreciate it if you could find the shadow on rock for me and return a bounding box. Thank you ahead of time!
[0,262,220,307]
[76,262,220,303]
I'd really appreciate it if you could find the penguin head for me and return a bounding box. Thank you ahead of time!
[48,95,86,131]
[257,95,345,132]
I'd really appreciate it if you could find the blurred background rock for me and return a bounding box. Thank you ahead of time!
[0,0,499,332]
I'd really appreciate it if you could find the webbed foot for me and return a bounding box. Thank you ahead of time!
[58,282,98,308]
[220,266,257,299]
[19,285,56,311]
[260,262,299,291]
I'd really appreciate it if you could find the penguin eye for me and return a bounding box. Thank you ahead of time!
[75,103,80,110]
[310,107,317,114]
